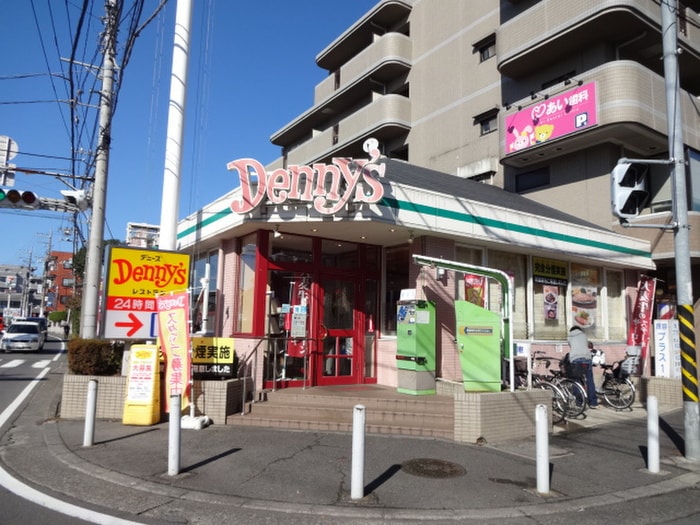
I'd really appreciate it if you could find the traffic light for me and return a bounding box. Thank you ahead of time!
[0,188,40,209]
[610,161,650,219]
[60,189,89,211]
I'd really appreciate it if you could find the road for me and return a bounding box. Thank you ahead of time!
[0,337,114,525]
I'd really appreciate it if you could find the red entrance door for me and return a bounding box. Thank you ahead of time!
[316,277,360,386]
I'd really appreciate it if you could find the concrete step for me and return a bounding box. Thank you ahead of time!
[233,385,454,439]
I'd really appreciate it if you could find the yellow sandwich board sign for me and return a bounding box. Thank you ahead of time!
[123,344,161,425]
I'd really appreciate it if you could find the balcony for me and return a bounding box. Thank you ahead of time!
[272,34,411,149]
[282,94,411,166]
[501,61,700,167]
[314,32,411,104]
[497,0,700,94]
[315,0,412,72]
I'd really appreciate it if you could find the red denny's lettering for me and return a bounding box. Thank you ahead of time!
[227,138,385,215]
[112,259,188,288]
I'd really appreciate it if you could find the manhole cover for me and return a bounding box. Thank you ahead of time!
[401,458,466,478]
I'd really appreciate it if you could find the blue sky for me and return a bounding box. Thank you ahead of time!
[0,0,377,265]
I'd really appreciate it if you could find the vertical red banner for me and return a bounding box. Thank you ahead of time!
[157,292,191,412]
[627,275,656,375]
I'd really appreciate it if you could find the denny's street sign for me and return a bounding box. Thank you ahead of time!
[102,247,190,340]
[227,138,385,215]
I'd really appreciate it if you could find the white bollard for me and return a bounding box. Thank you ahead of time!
[351,404,366,500]
[647,395,660,473]
[536,403,550,494]
[82,379,98,447]
[168,394,181,476]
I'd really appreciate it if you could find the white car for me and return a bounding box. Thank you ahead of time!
[0,321,46,352]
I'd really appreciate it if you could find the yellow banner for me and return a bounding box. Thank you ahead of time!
[157,292,191,412]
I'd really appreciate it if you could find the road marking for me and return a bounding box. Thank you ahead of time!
[0,363,142,524]
[1,359,24,368]
[33,360,51,368]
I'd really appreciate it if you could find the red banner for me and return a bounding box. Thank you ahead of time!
[157,292,191,412]
[627,275,656,375]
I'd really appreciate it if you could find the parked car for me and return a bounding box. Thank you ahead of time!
[17,316,48,337]
[0,321,46,352]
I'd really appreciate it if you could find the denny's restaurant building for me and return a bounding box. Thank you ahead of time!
[176,141,653,391]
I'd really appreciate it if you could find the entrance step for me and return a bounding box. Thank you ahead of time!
[233,385,454,439]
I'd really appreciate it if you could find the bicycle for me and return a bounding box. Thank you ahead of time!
[595,358,636,410]
[547,363,588,419]
[514,352,575,424]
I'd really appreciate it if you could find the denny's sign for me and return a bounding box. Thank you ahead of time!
[227,138,386,215]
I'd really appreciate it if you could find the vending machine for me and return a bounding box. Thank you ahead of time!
[455,300,502,391]
[396,299,436,395]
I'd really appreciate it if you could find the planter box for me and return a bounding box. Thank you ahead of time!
[454,389,552,444]
[60,374,253,424]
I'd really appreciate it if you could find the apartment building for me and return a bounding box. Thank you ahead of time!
[177,0,699,390]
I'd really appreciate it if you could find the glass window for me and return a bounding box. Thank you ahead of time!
[236,234,257,333]
[382,245,409,335]
[488,250,528,339]
[270,233,312,264]
[605,270,625,340]
[532,256,569,339]
[688,148,700,211]
[192,250,219,334]
[570,263,601,339]
[473,34,496,62]
[321,239,358,269]
[455,245,484,302]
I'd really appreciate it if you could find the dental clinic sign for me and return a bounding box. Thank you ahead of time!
[227,138,386,215]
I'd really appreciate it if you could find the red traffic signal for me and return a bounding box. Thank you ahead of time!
[0,188,40,209]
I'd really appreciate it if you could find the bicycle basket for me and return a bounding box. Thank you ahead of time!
[591,349,605,366]
[619,356,639,377]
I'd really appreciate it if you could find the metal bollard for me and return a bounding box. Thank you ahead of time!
[168,394,181,476]
[83,379,98,447]
[351,404,366,500]
[536,403,550,494]
[647,395,660,473]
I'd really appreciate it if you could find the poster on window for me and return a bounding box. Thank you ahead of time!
[464,274,486,307]
[570,265,598,331]
[543,285,559,320]
[286,275,310,357]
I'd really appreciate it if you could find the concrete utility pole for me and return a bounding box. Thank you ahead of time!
[80,0,118,339]
[159,0,193,251]
[661,1,699,461]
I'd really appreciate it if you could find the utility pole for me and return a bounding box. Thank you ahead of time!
[159,0,193,251]
[80,0,118,339]
[661,1,699,461]
[39,230,53,317]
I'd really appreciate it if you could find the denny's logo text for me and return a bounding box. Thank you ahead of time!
[106,247,190,300]
[227,138,386,215]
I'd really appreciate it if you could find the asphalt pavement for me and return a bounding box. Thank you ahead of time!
[2,350,700,524]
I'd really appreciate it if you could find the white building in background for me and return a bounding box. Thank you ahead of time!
[126,222,160,248]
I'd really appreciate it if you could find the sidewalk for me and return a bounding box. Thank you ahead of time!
[2,364,700,524]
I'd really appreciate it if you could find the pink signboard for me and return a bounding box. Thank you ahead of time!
[505,82,597,154]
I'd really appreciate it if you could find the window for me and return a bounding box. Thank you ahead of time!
[61,277,75,287]
[236,234,257,334]
[488,251,528,339]
[473,108,499,136]
[382,245,409,336]
[192,250,219,333]
[62,259,73,270]
[605,270,625,340]
[516,167,550,193]
[473,34,496,62]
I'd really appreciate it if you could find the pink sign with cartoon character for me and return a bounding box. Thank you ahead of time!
[505,82,597,154]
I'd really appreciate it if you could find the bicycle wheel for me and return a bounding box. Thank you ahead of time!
[538,381,566,424]
[602,376,635,409]
[556,378,588,418]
